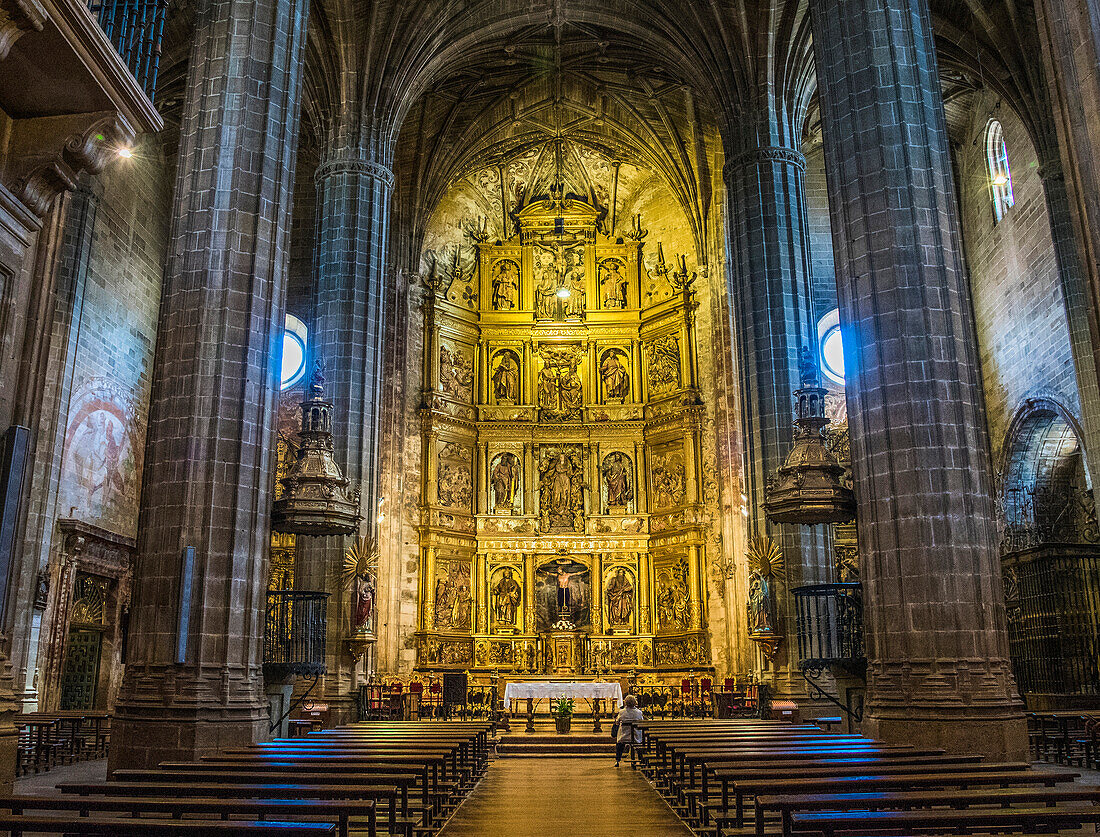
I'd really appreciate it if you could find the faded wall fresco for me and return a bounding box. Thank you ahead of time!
[57,378,143,532]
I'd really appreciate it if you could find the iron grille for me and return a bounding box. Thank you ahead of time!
[1004,545,1100,700]
[792,582,864,672]
[264,589,328,678]
[87,0,167,102]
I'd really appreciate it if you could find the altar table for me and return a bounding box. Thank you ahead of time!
[503,681,624,707]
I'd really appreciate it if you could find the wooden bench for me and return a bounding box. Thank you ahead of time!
[60,781,407,837]
[789,804,1100,836]
[715,767,1077,830]
[0,815,335,835]
[757,785,1100,837]
[0,794,374,837]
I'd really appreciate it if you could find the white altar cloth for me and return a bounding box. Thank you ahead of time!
[504,681,624,707]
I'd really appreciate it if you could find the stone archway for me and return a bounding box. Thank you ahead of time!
[999,399,1100,708]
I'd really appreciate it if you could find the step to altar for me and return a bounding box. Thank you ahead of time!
[497,730,618,758]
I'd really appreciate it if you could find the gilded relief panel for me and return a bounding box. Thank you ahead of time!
[537,444,585,532]
[645,333,682,397]
[650,441,687,510]
[438,341,475,402]
[432,560,473,632]
[536,344,584,421]
[437,443,473,511]
[655,556,691,633]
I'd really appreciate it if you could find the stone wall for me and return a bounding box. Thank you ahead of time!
[12,133,170,710]
[956,93,1080,468]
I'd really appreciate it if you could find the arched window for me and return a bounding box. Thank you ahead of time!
[281,313,308,390]
[986,119,1015,222]
[817,308,845,386]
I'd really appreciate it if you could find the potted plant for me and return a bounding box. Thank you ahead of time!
[552,696,574,734]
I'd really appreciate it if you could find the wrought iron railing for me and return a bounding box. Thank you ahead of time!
[263,590,328,679]
[792,583,865,672]
[1003,545,1100,700]
[87,0,167,102]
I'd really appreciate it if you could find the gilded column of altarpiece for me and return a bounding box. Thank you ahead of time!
[415,192,712,680]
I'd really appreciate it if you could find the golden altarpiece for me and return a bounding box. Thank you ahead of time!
[416,188,712,682]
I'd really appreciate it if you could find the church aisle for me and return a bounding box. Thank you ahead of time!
[437,757,692,837]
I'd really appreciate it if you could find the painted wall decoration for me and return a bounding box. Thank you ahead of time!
[437,443,473,511]
[602,451,634,512]
[433,560,472,631]
[490,349,521,405]
[656,557,691,632]
[490,258,520,310]
[534,557,591,631]
[536,345,584,422]
[439,344,474,402]
[600,348,631,402]
[489,452,521,513]
[59,378,143,536]
[538,444,585,532]
[599,257,629,309]
[651,446,686,509]
[646,333,682,395]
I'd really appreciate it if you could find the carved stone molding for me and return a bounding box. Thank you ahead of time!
[315,156,395,189]
[723,146,807,179]
[7,112,134,217]
[0,0,46,61]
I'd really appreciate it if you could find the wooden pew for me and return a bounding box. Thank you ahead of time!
[789,804,1100,836]
[0,815,335,835]
[758,785,1100,837]
[717,767,1076,831]
[61,781,407,836]
[0,794,375,837]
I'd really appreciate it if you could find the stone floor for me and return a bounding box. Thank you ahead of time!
[14,757,107,796]
[437,757,692,837]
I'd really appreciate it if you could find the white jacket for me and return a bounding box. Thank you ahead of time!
[615,706,644,743]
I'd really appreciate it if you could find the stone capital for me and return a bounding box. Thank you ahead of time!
[315,156,395,189]
[0,0,46,61]
[1038,157,1065,183]
[6,111,134,217]
[722,145,806,181]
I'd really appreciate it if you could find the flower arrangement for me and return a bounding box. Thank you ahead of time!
[552,696,575,717]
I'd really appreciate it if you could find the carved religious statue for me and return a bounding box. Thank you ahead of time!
[562,247,585,317]
[539,448,584,533]
[602,452,633,509]
[600,259,628,309]
[491,259,519,310]
[600,349,630,401]
[491,351,520,404]
[490,453,520,512]
[451,582,473,630]
[605,567,634,628]
[535,258,560,319]
[492,567,522,627]
[537,347,584,421]
[343,535,378,635]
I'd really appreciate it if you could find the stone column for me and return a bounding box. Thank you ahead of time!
[1037,155,1100,482]
[810,0,1026,758]
[724,111,831,690]
[294,147,392,722]
[109,0,308,771]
